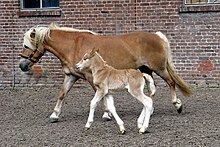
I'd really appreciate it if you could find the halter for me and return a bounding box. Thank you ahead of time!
[20,30,44,63]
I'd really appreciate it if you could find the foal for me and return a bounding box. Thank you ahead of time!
[76,49,156,134]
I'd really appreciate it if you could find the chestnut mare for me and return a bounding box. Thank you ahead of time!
[19,24,192,123]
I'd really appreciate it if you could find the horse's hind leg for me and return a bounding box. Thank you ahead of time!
[158,70,182,113]
[50,74,78,123]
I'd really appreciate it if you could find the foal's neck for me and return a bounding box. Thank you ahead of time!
[90,55,109,75]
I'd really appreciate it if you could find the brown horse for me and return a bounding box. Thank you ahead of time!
[76,48,156,134]
[19,24,192,123]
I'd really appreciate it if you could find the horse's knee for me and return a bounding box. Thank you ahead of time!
[90,100,98,109]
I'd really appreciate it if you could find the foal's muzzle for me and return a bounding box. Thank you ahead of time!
[75,63,82,71]
[19,59,32,72]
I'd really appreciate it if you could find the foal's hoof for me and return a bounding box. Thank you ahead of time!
[102,112,112,121]
[85,127,90,130]
[177,105,183,114]
[139,130,150,135]
[49,118,59,123]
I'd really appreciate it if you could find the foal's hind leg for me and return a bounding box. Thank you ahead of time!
[102,95,113,120]
[128,82,153,134]
[139,66,156,96]
[106,95,125,134]
[133,93,153,134]
[137,107,146,129]
[50,74,78,123]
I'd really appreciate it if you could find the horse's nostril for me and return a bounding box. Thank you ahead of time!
[19,60,31,72]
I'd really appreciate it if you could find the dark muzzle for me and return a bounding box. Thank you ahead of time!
[19,59,32,72]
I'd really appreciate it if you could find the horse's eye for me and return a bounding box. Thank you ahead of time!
[24,45,29,49]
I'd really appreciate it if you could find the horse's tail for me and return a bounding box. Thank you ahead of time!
[155,32,192,96]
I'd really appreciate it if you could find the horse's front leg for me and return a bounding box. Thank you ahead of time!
[50,74,78,123]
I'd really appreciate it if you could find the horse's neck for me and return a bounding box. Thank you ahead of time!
[44,37,76,74]
[44,31,77,62]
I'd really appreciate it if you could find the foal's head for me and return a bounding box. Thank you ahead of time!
[76,48,104,71]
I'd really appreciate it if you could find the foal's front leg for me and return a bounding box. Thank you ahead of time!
[85,88,106,129]
[50,74,78,122]
[83,71,112,120]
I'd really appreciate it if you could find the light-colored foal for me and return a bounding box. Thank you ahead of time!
[76,49,156,134]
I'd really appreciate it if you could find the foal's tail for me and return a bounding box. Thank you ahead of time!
[156,32,192,96]
[143,73,156,97]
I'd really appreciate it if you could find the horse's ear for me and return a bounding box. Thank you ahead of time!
[30,29,36,39]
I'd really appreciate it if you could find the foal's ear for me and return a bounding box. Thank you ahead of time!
[90,48,99,55]
[95,48,100,53]
[30,29,36,39]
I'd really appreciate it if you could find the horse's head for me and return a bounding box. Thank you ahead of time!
[19,27,47,72]
[75,48,100,71]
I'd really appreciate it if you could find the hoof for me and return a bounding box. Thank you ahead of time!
[139,131,144,135]
[139,130,150,135]
[49,118,58,123]
[120,130,126,135]
[137,123,143,129]
[102,117,112,122]
[119,125,126,134]
[85,127,90,130]
[102,112,112,121]
[177,105,183,114]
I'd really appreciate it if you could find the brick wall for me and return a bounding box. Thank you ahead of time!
[0,0,219,89]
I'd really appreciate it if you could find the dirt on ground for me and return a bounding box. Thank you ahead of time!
[0,83,219,147]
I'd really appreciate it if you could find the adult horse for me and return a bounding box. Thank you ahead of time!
[19,24,192,123]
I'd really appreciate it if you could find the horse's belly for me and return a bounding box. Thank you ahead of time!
[100,51,139,69]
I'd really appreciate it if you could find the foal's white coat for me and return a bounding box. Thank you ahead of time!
[76,50,156,134]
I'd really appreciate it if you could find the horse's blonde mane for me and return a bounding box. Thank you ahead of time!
[24,23,98,50]
[24,26,50,50]
[49,23,98,35]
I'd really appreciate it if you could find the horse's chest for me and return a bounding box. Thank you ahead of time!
[63,66,71,74]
